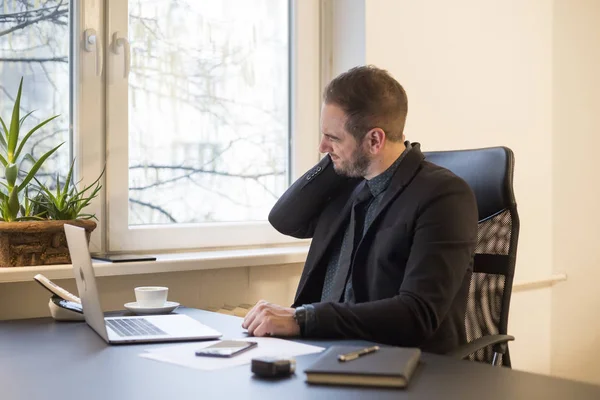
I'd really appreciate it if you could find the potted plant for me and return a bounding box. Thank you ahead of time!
[0,78,102,268]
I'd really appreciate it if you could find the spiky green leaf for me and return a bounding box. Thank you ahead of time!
[76,166,105,197]
[0,116,8,150]
[0,115,8,138]
[7,189,19,220]
[33,177,58,203]
[18,142,63,191]
[62,158,76,199]
[19,110,35,128]
[14,114,60,160]
[7,78,24,160]
[76,213,97,221]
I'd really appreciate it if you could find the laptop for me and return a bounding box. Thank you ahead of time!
[64,224,222,344]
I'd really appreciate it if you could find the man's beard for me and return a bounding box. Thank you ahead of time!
[332,146,371,178]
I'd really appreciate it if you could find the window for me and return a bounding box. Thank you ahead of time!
[0,0,71,190]
[106,0,320,251]
[125,0,290,226]
[0,1,320,253]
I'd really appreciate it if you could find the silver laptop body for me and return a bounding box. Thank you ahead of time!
[64,224,222,344]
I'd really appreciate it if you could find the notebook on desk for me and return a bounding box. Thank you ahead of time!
[304,345,421,388]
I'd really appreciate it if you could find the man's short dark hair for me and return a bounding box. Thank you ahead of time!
[323,65,408,142]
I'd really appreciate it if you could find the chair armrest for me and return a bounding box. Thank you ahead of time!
[447,334,515,360]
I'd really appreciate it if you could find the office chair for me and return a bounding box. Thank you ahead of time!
[424,146,519,368]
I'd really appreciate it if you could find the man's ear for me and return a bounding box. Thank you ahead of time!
[365,128,386,154]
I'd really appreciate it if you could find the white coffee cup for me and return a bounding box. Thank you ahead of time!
[134,286,168,308]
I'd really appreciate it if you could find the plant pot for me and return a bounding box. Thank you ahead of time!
[0,220,97,268]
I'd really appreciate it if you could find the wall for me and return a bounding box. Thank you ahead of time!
[551,0,600,385]
[363,0,554,375]
[330,0,366,76]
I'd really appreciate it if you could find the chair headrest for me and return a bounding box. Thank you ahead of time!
[424,147,516,221]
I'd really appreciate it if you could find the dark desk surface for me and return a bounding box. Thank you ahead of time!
[1,308,599,400]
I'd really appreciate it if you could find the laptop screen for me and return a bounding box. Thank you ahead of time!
[64,224,110,341]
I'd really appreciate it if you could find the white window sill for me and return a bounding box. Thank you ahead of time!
[512,273,567,291]
[0,246,567,292]
[0,245,310,283]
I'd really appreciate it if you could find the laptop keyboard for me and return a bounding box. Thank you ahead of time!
[106,318,166,337]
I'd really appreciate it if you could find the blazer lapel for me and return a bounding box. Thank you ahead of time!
[294,181,366,302]
[362,143,425,238]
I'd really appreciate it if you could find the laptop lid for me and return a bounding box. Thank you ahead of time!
[64,224,223,344]
[64,224,110,342]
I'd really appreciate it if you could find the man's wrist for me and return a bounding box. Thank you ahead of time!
[294,304,316,337]
[293,306,307,336]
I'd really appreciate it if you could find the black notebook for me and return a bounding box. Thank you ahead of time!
[304,345,421,388]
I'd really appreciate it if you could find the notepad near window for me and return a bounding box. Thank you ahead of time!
[304,345,421,388]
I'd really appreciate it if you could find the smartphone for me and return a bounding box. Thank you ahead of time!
[195,340,258,358]
[91,253,157,263]
[51,296,83,314]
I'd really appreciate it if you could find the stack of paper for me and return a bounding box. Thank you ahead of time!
[139,337,324,371]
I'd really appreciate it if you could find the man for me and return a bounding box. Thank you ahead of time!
[242,65,478,354]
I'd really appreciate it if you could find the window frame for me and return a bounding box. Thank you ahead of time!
[88,0,322,252]
[73,0,107,254]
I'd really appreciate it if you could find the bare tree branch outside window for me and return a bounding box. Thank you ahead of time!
[127,0,289,225]
[0,0,70,192]
[0,0,289,225]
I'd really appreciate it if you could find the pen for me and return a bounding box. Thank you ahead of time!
[337,345,380,362]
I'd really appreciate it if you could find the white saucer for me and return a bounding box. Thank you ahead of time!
[124,301,180,315]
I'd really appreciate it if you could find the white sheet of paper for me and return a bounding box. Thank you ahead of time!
[139,337,324,371]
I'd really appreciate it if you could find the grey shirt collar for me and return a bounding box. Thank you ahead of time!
[366,141,412,197]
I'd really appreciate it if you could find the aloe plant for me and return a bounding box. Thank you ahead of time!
[0,77,62,221]
[32,159,104,221]
[19,187,47,220]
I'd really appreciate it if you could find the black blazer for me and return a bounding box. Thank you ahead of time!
[268,143,478,354]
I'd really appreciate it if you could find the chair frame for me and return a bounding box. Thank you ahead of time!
[424,146,519,367]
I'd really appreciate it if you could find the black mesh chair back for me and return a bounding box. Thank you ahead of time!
[424,147,519,367]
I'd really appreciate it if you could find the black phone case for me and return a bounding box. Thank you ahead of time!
[51,295,83,313]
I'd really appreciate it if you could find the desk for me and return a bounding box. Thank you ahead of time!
[1,308,599,400]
